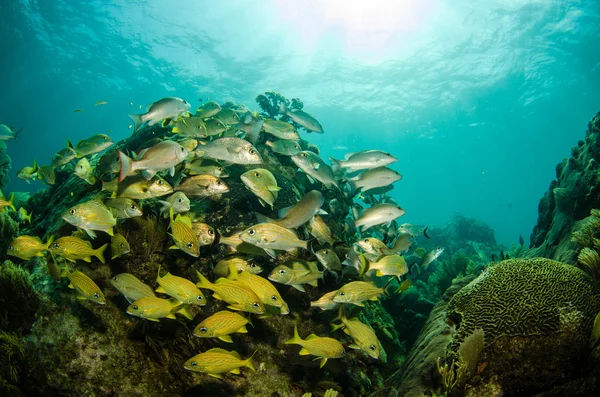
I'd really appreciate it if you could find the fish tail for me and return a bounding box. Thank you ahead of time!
[127,113,143,131]
[284,323,303,345]
[44,234,55,249]
[195,271,212,289]
[7,193,15,212]
[176,305,194,320]
[118,150,134,182]
[245,351,257,371]
[328,157,343,174]
[95,243,108,265]
[13,127,22,141]
[101,178,118,193]
[381,277,395,298]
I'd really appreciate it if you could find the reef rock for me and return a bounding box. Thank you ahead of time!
[529,111,600,263]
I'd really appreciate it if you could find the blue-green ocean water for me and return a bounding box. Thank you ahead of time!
[1,0,599,245]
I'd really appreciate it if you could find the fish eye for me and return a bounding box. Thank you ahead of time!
[70,209,76,215]
[199,327,207,333]
[53,243,59,249]
[279,269,286,275]
[252,302,260,308]
[120,243,125,248]
[323,250,328,254]
[369,345,376,351]
[250,263,256,268]
[183,100,188,104]
[208,230,214,236]
[218,167,224,172]
[113,276,118,281]
[187,242,194,249]
[196,295,204,301]
[216,181,222,186]
[295,144,300,149]
[157,180,163,185]
[254,172,260,177]
[130,205,137,210]
[249,149,256,155]
[247,229,255,236]
[271,295,278,301]
[190,361,198,367]
[7,245,12,251]
[103,136,108,140]
[363,239,369,243]
[178,198,183,203]
[93,293,100,299]
[180,146,185,151]
[339,292,345,296]
[131,305,138,310]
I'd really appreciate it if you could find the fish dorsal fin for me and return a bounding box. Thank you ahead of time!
[305,334,319,340]
[206,347,232,355]
[344,152,355,160]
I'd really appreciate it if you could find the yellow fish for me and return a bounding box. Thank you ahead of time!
[268,260,323,292]
[64,269,106,305]
[239,223,308,258]
[183,348,255,378]
[168,211,199,257]
[110,233,131,259]
[62,200,116,238]
[7,235,54,260]
[332,279,392,307]
[102,176,173,199]
[284,324,344,368]
[196,271,265,314]
[172,116,207,138]
[226,265,289,315]
[240,168,280,209]
[110,273,155,303]
[366,254,408,278]
[0,193,15,212]
[213,256,262,278]
[73,157,96,185]
[331,306,381,359]
[126,297,192,322]
[156,270,206,306]
[310,290,340,311]
[18,207,32,224]
[95,100,108,106]
[193,310,251,342]
[49,236,108,264]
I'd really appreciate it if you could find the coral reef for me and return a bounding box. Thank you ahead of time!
[529,111,600,263]
[0,260,39,333]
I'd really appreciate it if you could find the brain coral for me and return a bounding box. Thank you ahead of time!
[447,258,600,349]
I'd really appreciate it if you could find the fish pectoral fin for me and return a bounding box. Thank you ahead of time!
[229,368,241,374]
[145,318,160,322]
[268,186,281,192]
[264,249,277,259]
[218,335,233,343]
[141,170,156,180]
[226,305,241,311]
[306,175,316,184]
[355,302,365,307]
[291,284,306,292]
[298,348,311,356]
[76,295,87,300]
[85,229,97,239]
[319,358,328,368]
[349,344,361,350]
[82,256,92,263]
[68,283,75,289]
[168,167,175,177]
[169,245,179,250]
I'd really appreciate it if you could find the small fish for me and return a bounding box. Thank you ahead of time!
[111,273,156,303]
[203,118,228,137]
[279,103,324,133]
[128,97,191,131]
[310,290,340,311]
[421,247,444,271]
[342,248,369,276]
[172,116,207,137]
[265,139,301,156]
[195,101,221,119]
[308,215,335,246]
[519,234,524,246]
[315,249,342,271]
[354,203,406,231]
[332,279,392,307]
[62,200,116,238]
[347,167,402,195]
[126,296,193,321]
[366,254,408,278]
[184,348,255,378]
[110,233,131,259]
[64,269,106,304]
[192,222,216,246]
[157,271,206,306]
[7,235,53,260]
[94,100,107,106]
[217,230,268,256]
[51,143,77,168]
[158,192,190,217]
[390,233,413,254]
[237,111,263,144]
[214,108,240,125]
[73,157,96,185]
[284,324,344,368]
[185,160,229,178]
[0,124,21,140]
[227,267,289,314]
[104,198,143,219]
[331,306,381,359]
[213,257,262,278]
[74,109,84,113]
[357,237,389,261]
[196,271,265,314]
[178,138,199,153]
[291,151,338,189]
[240,223,308,258]
[18,207,32,224]
[49,236,108,264]
[118,140,188,181]
[38,165,56,185]
[102,176,173,199]
[198,137,262,165]
[193,310,251,342]
[97,150,121,174]
[174,175,229,198]
[17,160,38,183]
[329,150,397,173]
[74,134,113,158]
[268,260,323,292]
[262,119,300,140]
[240,168,280,209]
[256,190,325,229]
[169,213,200,257]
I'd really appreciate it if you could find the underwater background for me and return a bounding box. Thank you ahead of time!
[1,1,600,397]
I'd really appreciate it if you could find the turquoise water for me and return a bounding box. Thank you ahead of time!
[1,0,599,245]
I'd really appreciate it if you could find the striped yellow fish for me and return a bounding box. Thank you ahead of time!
[183,348,255,378]
[7,235,54,260]
[331,306,381,359]
[332,279,392,307]
[110,233,131,259]
[284,324,344,368]
[193,310,251,342]
[308,215,335,246]
[268,260,323,292]
[49,236,108,264]
[366,254,408,278]
[18,207,32,224]
[62,200,116,238]
[0,193,15,212]
[196,271,265,314]
[65,269,106,305]
[169,212,199,257]
[213,256,262,278]
[111,273,156,303]
[126,296,192,322]
[310,290,340,311]
[156,270,206,306]
[240,168,280,209]
[227,266,289,315]
[239,223,308,258]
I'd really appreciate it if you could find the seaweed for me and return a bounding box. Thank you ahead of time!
[0,332,24,397]
[0,261,39,333]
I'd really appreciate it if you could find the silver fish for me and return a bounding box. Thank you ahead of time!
[174,175,229,198]
[74,134,114,158]
[128,97,191,131]
[329,150,397,173]
[239,223,308,258]
[279,103,323,133]
[118,140,188,181]
[291,151,338,189]
[255,190,325,229]
[354,203,406,231]
[265,139,301,156]
[348,167,402,195]
[158,192,190,217]
[0,124,21,140]
[198,137,262,165]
